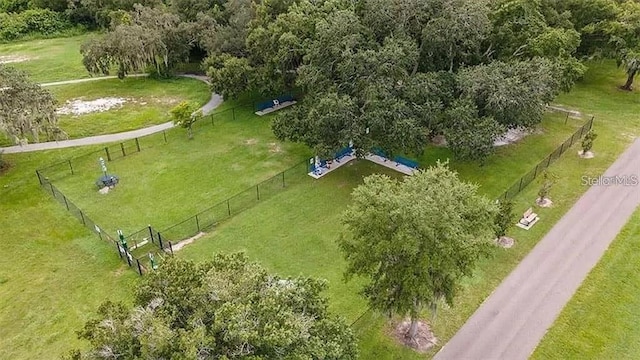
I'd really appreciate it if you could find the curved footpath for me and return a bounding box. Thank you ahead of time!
[435,138,640,360]
[1,74,222,154]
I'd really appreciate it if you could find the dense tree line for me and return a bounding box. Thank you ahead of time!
[76,0,632,162]
[3,0,640,159]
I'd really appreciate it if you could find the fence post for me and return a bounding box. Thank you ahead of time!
[49,182,55,196]
[125,251,132,266]
[148,225,155,243]
[565,112,569,125]
[163,130,167,143]
[68,160,74,175]
[589,116,594,130]
[256,185,260,200]
[35,170,43,185]
[135,138,140,152]
[116,242,123,258]
[546,154,552,168]
[63,195,69,210]
[136,259,143,275]
[559,141,565,155]
[232,107,236,121]
[518,177,524,192]
[79,210,86,226]
[168,242,174,256]
[158,232,164,250]
[120,143,126,157]
[227,199,231,216]
[196,214,200,232]
[210,114,214,126]
[534,164,540,179]
[104,147,112,161]
[282,171,285,188]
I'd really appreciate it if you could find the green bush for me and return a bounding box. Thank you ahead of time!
[0,0,30,13]
[0,8,71,40]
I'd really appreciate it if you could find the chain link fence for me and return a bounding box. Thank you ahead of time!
[498,116,594,201]
[155,160,308,245]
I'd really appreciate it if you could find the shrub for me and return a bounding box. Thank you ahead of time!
[0,0,30,13]
[0,8,71,40]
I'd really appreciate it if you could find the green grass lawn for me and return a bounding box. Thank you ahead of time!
[48,108,579,242]
[0,76,212,146]
[178,160,404,322]
[0,34,92,83]
[1,59,637,360]
[39,96,583,358]
[49,104,311,235]
[0,147,136,360]
[51,77,211,139]
[531,208,640,360]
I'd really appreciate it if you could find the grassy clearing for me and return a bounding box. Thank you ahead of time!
[178,160,404,322]
[50,104,311,234]
[0,77,211,147]
[0,147,136,360]
[417,111,584,197]
[41,100,581,352]
[51,77,211,139]
[165,112,583,357]
[0,34,92,83]
[531,208,640,360]
[2,59,635,360]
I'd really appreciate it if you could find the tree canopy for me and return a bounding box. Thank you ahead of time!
[339,163,497,342]
[56,0,640,159]
[0,65,63,144]
[68,253,358,360]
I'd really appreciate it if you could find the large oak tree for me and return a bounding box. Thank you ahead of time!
[68,254,357,360]
[339,163,497,344]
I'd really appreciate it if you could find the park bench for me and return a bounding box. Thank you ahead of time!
[393,156,419,170]
[334,146,354,162]
[517,207,539,229]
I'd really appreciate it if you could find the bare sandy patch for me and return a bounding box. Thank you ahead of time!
[57,97,128,116]
[244,138,258,145]
[268,142,282,153]
[0,55,33,64]
[578,150,595,159]
[496,236,515,248]
[170,232,206,252]
[432,127,537,148]
[494,127,535,146]
[391,319,437,353]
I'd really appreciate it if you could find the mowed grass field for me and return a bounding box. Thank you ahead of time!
[1,59,638,360]
[0,76,212,147]
[49,104,311,234]
[49,107,581,245]
[50,77,211,139]
[0,146,137,360]
[0,34,91,82]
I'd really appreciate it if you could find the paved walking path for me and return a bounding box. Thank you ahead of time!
[434,138,640,360]
[1,75,222,154]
